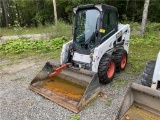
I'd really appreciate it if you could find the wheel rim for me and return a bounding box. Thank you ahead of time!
[107,61,115,78]
[121,54,127,69]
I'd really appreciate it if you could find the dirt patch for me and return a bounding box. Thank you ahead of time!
[1,62,35,74]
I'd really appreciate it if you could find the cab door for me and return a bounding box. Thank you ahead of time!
[101,10,118,42]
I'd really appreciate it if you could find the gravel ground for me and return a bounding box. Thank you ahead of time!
[0,57,141,120]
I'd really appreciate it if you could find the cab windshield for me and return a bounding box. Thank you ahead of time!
[75,9,100,50]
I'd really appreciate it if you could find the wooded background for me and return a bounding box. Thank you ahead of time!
[0,0,159,28]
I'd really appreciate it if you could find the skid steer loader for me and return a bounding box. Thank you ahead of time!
[117,52,160,119]
[29,4,130,113]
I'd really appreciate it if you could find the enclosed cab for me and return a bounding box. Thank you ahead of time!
[72,4,118,54]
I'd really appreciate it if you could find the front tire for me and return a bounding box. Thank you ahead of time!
[98,54,116,84]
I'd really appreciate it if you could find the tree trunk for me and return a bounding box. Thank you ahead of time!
[1,0,8,27]
[15,2,21,26]
[126,0,129,12]
[53,0,57,25]
[141,0,150,36]
[38,0,45,26]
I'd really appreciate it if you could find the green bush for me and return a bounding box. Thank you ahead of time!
[0,37,69,54]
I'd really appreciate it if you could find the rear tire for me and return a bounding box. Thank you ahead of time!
[98,54,116,84]
[141,61,156,87]
[114,49,127,71]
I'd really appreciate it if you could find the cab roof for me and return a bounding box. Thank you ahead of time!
[73,4,118,13]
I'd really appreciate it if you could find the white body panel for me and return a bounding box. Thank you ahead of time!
[151,52,160,89]
[72,52,91,63]
[92,24,130,72]
[60,40,73,65]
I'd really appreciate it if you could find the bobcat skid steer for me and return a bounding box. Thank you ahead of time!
[117,52,160,119]
[29,4,130,113]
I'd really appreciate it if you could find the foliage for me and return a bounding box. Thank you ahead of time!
[112,78,128,88]
[148,0,160,23]
[0,37,69,54]
[69,114,80,120]
[130,34,158,45]
[128,33,160,74]
[105,99,112,106]
[1,21,72,38]
[54,21,72,38]
[1,0,54,27]
[145,22,160,33]
[1,0,160,28]
[118,21,160,74]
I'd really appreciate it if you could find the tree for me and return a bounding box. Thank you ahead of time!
[1,0,8,27]
[0,0,160,28]
[15,1,21,26]
[141,0,150,36]
[53,0,57,25]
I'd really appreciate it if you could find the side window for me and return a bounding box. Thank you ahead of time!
[103,11,109,34]
[109,12,117,30]
[102,10,117,40]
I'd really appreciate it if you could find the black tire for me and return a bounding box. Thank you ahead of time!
[98,54,116,84]
[114,49,128,71]
[141,61,156,87]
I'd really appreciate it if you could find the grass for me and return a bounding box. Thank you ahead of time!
[127,33,160,74]
[111,74,130,90]
[119,21,160,74]
[69,114,80,120]
[0,21,72,38]
[85,96,97,109]
[122,21,160,35]
[105,98,112,106]
[112,78,128,87]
